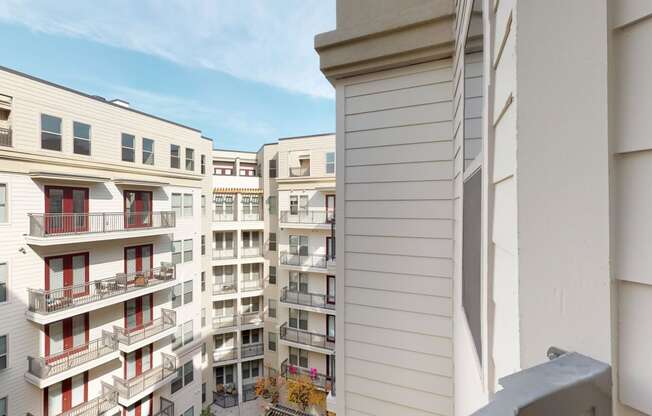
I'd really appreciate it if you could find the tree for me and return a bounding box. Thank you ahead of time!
[286,375,325,411]
[255,375,281,404]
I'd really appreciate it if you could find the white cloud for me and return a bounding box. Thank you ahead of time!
[0,0,336,98]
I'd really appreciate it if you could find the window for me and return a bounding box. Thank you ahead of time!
[289,235,309,256]
[121,133,135,162]
[41,114,62,151]
[172,240,182,265]
[202,382,207,403]
[0,335,6,370]
[269,159,277,178]
[184,194,193,217]
[184,407,194,416]
[171,284,182,308]
[289,196,308,215]
[185,148,195,171]
[242,360,260,379]
[171,367,183,393]
[268,299,276,318]
[0,184,5,223]
[201,272,206,292]
[184,239,193,262]
[200,154,206,174]
[327,275,336,304]
[289,347,308,368]
[268,196,277,215]
[326,152,335,174]
[184,360,193,384]
[463,168,482,362]
[268,332,277,352]
[0,263,6,302]
[71,121,91,155]
[241,296,260,313]
[183,320,193,345]
[269,233,277,251]
[269,266,276,285]
[201,235,206,255]
[170,144,180,168]
[171,193,182,217]
[201,195,206,216]
[201,308,206,328]
[184,280,193,304]
[142,138,154,165]
[289,308,308,330]
[327,314,335,341]
[0,396,5,416]
[289,272,309,293]
[216,365,235,385]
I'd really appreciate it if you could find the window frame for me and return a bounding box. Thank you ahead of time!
[183,280,193,304]
[269,159,277,178]
[0,334,7,371]
[269,232,277,251]
[121,133,135,162]
[326,151,335,174]
[183,238,193,262]
[170,144,180,169]
[268,332,277,352]
[269,266,276,285]
[185,148,195,171]
[142,138,155,165]
[183,320,193,345]
[171,240,182,265]
[200,154,206,174]
[72,121,92,156]
[0,262,7,303]
[183,193,193,217]
[41,113,62,151]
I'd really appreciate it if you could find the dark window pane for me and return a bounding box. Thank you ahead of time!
[74,138,91,155]
[41,132,61,151]
[122,148,135,162]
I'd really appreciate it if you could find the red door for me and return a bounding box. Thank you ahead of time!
[125,295,153,330]
[124,190,152,228]
[45,186,89,234]
[125,345,153,380]
[44,373,88,415]
[45,252,89,298]
[124,244,153,286]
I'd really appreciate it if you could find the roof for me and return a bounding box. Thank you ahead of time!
[278,132,335,141]
[264,405,312,416]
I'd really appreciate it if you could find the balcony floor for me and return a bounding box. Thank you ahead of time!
[25,226,174,246]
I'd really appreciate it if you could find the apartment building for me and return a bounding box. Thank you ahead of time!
[316,0,652,415]
[0,67,213,416]
[207,135,336,413]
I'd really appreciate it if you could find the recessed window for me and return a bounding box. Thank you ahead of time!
[183,194,193,217]
[172,193,182,217]
[201,195,206,216]
[183,320,193,345]
[184,280,193,304]
[269,266,276,285]
[172,241,182,265]
[170,144,180,168]
[0,262,7,303]
[0,184,7,223]
[121,133,135,162]
[183,406,194,416]
[268,332,277,351]
[41,114,62,151]
[201,271,206,292]
[0,335,6,370]
[0,396,6,416]
[269,159,277,178]
[269,233,277,251]
[200,154,206,174]
[268,299,277,318]
[142,138,154,165]
[268,196,277,215]
[201,235,206,255]
[326,152,335,174]
[171,284,182,309]
[184,238,193,262]
[185,148,195,171]
[73,121,91,155]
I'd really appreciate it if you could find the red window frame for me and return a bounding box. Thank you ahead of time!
[124,294,154,331]
[124,344,154,380]
[45,252,90,295]
[123,190,153,228]
[325,194,335,222]
[43,371,88,415]
[44,186,89,234]
[44,313,90,362]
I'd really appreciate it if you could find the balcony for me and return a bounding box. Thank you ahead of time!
[213,346,238,363]
[279,253,328,272]
[280,210,333,228]
[213,391,238,408]
[281,359,331,391]
[240,210,262,221]
[240,311,264,327]
[0,127,11,147]
[240,278,263,292]
[240,343,264,359]
[26,211,176,245]
[113,353,176,406]
[113,309,176,353]
[213,315,238,330]
[280,322,335,354]
[289,166,310,177]
[280,287,335,313]
[59,383,119,416]
[26,331,119,388]
[212,279,237,296]
[213,248,236,260]
[213,211,235,222]
[241,246,262,258]
[27,263,176,325]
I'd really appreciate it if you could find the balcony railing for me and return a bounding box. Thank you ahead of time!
[241,343,264,359]
[28,211,175,238]
[280,210,333,225]
[280,323,335,351]
[113,309,176,346]
[280,287,335,310]
[281,359,330,390]
[240,311,264,326]
[213,211,235,222]
[113,353,176,400]
[213,279,237,295]
[0,127,11,147]
[240,210,262,221]
[289,166,310,177]
[213,347,238,363]
[241,246,262,258]
[212,248,236,260]
[27,331,118,379]
[240,278,263,292]
[213,391,238,408]
[280,253,327,269]
[213,315,238,330]
[59,383,118,416]
[28,263,175,314]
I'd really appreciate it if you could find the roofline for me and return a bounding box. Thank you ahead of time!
[212,148,258,154]
[277,132,335,141]
[201,136,214,142]
[0,65,202,133]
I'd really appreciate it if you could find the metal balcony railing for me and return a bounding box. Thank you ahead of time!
[113,353,176,400]
[241,343,264,359]
[0,127,11,147]
[241,246,262,258]
[28,263,175,314]
[240,311,264,326]
[213,391,238,408]
[281,359,330,390]
[27,211,175,237]
[213,346,238,363]
[59,383,118,416]
[213,211,235,222]
[280,210,333,224]
[240,210,262,221]
[213,315,238,330]
[280,287,335,310]
[27,331,118,379]
[280,253,328,269]
[289,166,310,177]
[212,279,237,295]
[212,248,236,260]
[240,278,263,292]
[280,323,335,351]
[113,309,176,346]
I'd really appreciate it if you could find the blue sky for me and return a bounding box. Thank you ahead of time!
[0,1,336,151]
